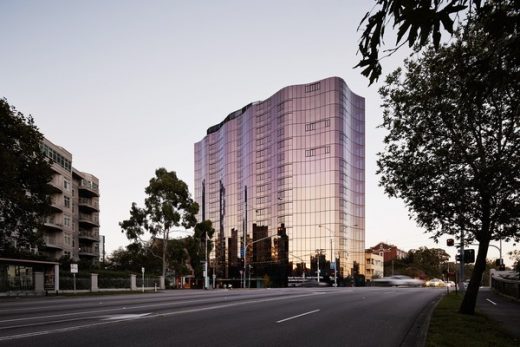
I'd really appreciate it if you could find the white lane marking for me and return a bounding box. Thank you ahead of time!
[276,309,320,323]
[103,313,150,320]
[0,291,295,324]
[486,298,497,306]
[0,293,321,341]
[0,297,228,324]
[0,318,132,341]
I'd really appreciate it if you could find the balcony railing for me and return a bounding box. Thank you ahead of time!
[79,229,99,241]
[79,180,99,196]
[78,197,99,211]
[44,217,63,230]
[79,213,99,226]
[43,235,64,249]
[49,197,63,211]
[79,247,97,256]
[47,178,62,192]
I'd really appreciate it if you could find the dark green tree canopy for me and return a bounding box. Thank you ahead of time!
[387,247,450,279]
[377,10,519,313]
[120,168,199,277]
[357,0,519,84]
[0,98,53,253]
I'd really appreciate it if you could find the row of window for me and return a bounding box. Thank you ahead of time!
[41,143,72,171]
[305,146,330,157]
[305,118,330,131]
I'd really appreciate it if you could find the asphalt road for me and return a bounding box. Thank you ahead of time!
[476,287,520,339]
[0,287,443,347]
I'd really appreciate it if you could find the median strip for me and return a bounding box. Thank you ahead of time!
[276,309,320,323]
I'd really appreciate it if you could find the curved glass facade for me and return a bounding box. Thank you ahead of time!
[194,76,365,282]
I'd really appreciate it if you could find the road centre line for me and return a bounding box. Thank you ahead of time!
[276,309,320,323]
[486,298,497,306]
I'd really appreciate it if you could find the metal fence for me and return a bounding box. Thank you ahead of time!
[98,275,130,289]
[136,276,161,288]
[59,274,90,290]
[492,277,520,299]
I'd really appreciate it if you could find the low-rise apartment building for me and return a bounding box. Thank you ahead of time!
[41,138,100,264]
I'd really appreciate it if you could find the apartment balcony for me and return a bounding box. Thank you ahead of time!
[79,229,99,242]
[43,235,64,250]
[47,179,62,193]
[79,246,97,257]
[44,217,62,231]
[50,163,62,175]
[49,197,63,212]
[78,180,99,198]
[78,197,99,212]
[79,213,99,227]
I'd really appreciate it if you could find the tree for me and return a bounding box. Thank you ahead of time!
[509,250,520,276]
[190,220,215,279]
[407,247,450,278]
[107,243,162,273]
[0,98,53,254]
[377,10,520,314]
[120,168,199,278]
[356,0,519,84]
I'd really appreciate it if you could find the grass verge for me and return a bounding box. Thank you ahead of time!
[426,292,519,347]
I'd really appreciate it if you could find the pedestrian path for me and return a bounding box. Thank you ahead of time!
[476,287,520,339]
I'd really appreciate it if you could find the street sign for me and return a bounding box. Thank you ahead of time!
[70,264,78,273]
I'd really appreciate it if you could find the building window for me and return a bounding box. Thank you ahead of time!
[305,123,316,131]
[305,82,320,93]
[64,215,71,227]
[64,196,70,208]
[64,179,70,191]
[305,149,316,157]
[257,184,268,193]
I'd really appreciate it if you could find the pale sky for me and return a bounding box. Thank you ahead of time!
[0,1,514,266]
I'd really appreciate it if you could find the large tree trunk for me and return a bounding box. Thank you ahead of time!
[162,229,169,278]
[459,236,490,314]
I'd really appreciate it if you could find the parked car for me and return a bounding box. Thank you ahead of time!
[445,281,456,288]
[425,278,445,287]
[372,275,424,287]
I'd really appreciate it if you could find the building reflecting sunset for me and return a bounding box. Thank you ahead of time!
[194,77,365,285]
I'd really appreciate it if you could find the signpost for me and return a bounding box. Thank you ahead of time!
[70,264,78,294]
[141,267,145,293]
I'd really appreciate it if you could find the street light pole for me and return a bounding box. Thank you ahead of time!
[244,233,281,288]
[319,225,337,287]
[317,250,320,286]
[243,186,247,289]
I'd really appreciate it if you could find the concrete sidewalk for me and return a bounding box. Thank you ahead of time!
[476,287,520,339]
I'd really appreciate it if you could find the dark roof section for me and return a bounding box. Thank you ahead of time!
[206,102,253,135]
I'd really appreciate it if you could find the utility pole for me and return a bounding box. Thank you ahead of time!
[459,228,465,292]
[317,250,320,286]
[243,186,247,289]
[202,179,208,290]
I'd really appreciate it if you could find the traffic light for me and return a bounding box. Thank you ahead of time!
[447,239,454,246]
[464,249,475,263]
[277,223,286,236]
[455,254,461,261]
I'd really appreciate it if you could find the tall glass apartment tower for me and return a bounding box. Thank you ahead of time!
[194,77,365,283]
